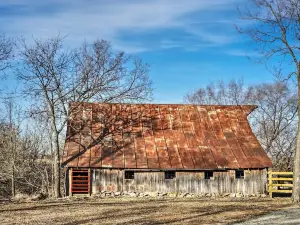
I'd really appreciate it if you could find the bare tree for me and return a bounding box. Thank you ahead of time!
[0,97,48,198]
[18,36,152,198]
[251,82,298,170]
[185,79,297,171]
[237,0,300,202]
[0,34,14,73]
[185,79,254,105]
[0,98,19,197]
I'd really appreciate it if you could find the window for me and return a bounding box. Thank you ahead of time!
[125,171,134,179]
[235,170,244,179]
[165,171,176,179]
[205,171,214,180]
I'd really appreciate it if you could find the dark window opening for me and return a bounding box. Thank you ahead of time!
[205,171,214,180]
[125,171,134,179]
[165,171,176,179]
[235,170,244,179]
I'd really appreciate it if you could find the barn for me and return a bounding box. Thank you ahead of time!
[61,102,272,196]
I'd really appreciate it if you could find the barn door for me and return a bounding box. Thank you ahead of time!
[70,169,90,195]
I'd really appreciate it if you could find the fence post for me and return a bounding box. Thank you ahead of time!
[268,168,273,198]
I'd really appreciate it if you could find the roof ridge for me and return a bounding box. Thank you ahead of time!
[69,101,257,107]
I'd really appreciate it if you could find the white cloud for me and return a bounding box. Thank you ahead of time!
[0,0,243,53]
[160,40,183,49]
[184,26,238,45]
[225,49,262,57]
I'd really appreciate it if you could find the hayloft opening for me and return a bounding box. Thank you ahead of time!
[165,171,176,179]
[235,170,244,179]
[205,171,214,180]
[125,171,134,179]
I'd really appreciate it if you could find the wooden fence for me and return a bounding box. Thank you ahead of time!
[268,171,293,198]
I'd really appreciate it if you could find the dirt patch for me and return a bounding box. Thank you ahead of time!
[0,197,293,225]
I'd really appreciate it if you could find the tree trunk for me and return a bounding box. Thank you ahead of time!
[53,131,61,198]
[49,128,54,198]
[44,167,49,196]
[11,164,15,197]
[293,63,300,203]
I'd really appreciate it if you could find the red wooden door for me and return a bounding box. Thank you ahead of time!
[70,169,90,195]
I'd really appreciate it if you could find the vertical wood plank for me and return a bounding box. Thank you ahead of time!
[69,168,72,196]
[84,169,268,195]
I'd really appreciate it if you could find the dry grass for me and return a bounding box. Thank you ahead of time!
[0,197,293,225]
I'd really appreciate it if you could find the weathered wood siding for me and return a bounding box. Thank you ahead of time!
[91,169,267,195]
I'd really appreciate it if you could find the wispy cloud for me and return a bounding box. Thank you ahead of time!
[225,49,262,57]
[0,0,243,53]
[160,40,183,49]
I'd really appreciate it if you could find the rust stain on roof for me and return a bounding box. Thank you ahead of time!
[62,103,272,169]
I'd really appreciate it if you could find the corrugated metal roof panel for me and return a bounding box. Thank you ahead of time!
[62,103,272,169]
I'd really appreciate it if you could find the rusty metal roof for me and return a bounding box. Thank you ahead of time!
[61,103,272,169]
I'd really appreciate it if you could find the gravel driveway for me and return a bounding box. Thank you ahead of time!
[234,207,300,225]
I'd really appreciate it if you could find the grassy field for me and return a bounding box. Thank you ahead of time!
[0,197,293,225]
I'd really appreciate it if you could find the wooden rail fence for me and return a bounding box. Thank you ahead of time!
[268,171,293,198]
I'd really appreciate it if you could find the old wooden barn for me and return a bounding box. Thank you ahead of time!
[61,103,272,196]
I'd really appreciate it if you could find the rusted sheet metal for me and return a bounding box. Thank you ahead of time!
[112,104,124,168]
[98,104,113,168]
[214,108,240,169]
[70,102,84,167]
[90,104,103,168]
[170,106,194,169]
[223,108,252,168]
[164,130,183,168]
[62,103,272,169]
[142,105,159,168]
[193,107,216,169]
[151,105,171,169]
[122,104,136,169]
[133,105,148,168]
[174,131,195,169]
[234,107,261,168]
[183,107,206,169]
[199,107,228,168]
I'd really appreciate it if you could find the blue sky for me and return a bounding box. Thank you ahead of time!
[0,0,278,103]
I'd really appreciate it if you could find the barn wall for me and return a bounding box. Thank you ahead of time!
[90,169,267,195]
